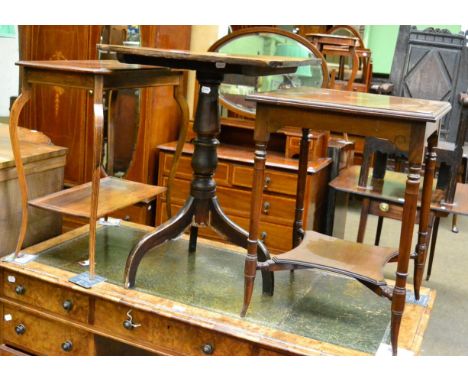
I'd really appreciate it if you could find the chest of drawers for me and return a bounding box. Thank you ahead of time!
[157,142,331,253]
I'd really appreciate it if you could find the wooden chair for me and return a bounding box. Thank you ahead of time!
[371,26,468,233]
[353,93,468,280]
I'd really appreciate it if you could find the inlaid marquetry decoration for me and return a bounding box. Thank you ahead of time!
[50,52,68,117]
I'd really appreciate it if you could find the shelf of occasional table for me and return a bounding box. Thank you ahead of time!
[28,176,165,219]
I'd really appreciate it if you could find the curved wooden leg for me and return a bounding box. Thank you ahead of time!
[88,76,104,280]
[209,197,274,296]
[426,216,440,281]
[124,197,196,288]
[8,78,32,258]
[241,141,268,317]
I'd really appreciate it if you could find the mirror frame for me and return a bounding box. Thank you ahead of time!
[208,26,329,119]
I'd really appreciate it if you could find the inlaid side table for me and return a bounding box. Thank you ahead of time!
[99,44,316,293]
[243,87,450,355]
[8,60,187,286]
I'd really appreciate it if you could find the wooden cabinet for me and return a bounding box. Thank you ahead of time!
[157,142,331,253]
[18,25,192,226]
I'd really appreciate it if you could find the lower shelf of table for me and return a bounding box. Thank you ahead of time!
[28,176,166,219]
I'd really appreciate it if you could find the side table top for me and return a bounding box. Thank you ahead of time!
[16,59,175,74]
[247,87,452,123]
[99,44,320,75]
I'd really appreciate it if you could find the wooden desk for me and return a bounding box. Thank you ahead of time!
[0,222,434,356]
[244,87,450,354]
[98,44,315,293]
[9,60,184,283]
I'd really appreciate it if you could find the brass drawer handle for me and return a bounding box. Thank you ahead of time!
[123,310,141,330]
[262,201,270,215]
[15,285,26,295]
[61,340,73,352]
[15,324,26,335]
[260,231,267,241]
[63,300,73,312]
[379,203,390,212]
[264,176,271,189]
[201,343,214,355]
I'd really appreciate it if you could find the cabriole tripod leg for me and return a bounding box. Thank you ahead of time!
[8,75,32,258]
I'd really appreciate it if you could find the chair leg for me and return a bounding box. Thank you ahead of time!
[451,214,459,233]
[375,216,384,246]
[356,198,370,243]
[426,216,440,281]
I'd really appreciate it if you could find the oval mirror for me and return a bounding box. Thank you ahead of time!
[209,28,327,118]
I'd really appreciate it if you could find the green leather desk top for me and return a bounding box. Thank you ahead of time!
[33,224,427,354]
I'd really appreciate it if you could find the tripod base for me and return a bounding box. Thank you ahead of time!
[124,196,274,295]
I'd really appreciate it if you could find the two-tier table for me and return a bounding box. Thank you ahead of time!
[8,60,187,286]
[242,87,450,354]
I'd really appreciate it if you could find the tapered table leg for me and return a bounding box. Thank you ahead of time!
[8,76,32,258]
[426,215,440,281]
[413,133,438,299]
[87,76,105,280]
[242,141,268,317]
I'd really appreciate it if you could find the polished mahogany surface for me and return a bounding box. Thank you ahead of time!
[273,230,397,285]
[15,60,166,74]
[98,44,319,72]
[247,87,451,122]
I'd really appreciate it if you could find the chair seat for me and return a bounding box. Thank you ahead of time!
[272,230,397,285]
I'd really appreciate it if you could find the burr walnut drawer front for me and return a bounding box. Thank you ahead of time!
[2,305,92,355]
[165,178,296,225]
[94,299,260,355]
[231,165,298,196]
[2,271,89,324]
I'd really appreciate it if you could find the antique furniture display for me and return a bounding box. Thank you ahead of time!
[331,93,468,280]
[0,124,67,257]
[19,26,191,227]
[99,44,317,292]
[0,221,434,356]
[8,60,189,285]
[242,87,450,355]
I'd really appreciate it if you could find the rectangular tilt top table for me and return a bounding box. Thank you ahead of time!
[244,87,450,354]
[98,44,318,292]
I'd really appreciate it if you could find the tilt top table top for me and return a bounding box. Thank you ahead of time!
[9,59,187,286]
[100,44,316,292]
[243,86,450,355]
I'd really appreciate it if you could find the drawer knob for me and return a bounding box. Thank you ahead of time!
[63,300,73,312]
[260,231,267,241]
[15,324,26,335]
[262,201,270,215]
[61,340,73,352]
[123,310,141,330]
[201,343,214,355]
[379,203,390,212]
[264,176,271,189]
[15,285,26,295]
